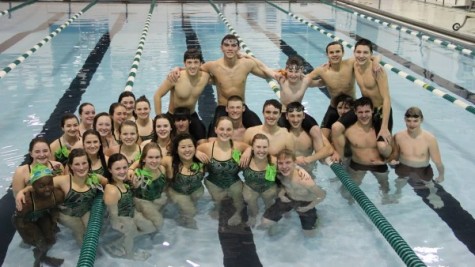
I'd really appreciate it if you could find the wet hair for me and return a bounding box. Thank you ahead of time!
[152,114,175,153]
[67,148,91,175]
[79,102,94,115]
[286,101,305,112]
[285,55,304,68]
[276,148,296,162]
[354,38,373,53]
[28,137,51,164]
[251,133,272,164]
[326,41,344,54]
[353,96,373,110]
[405,107,424,121]
[184,48,204,63]
[135,95,151,109]
[82,129,110,178]
[333,93,354,109]
[119,120,139,143]
[118,91,136,103]
[93,112,114,135]
[171,133,199,180]
[106,153,128,182]
[108,102,126,117]
[262,99,282,113]
[214,116,233,129]
[61,113,79,128]
[227,95,244,104]
[139,142,163,169]
[221,34,240,46]
[173,107,191,122]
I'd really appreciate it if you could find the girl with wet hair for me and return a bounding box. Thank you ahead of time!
[78,102,96,137]
[12,137,64,198]
[134,95,154,142]
[197,116,249,226]
[161,133,204,229]
[50,113,81,166]
[103,153,156,260]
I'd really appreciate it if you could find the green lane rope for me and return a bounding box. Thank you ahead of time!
[208,0,281,98]
[265,1,475,116]
[319,0,475,56]
[0,0,98,80]
[124,0,157,92]
[330,163,426,267]
[0,0,37,17]
[76,192,105,267]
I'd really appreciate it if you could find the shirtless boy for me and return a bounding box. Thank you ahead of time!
[390,107,445,208]
[243,99,294,156]
[154,48,210,144]
[286,101,333,174]
[343,97,392,204]
[259,149,326,237]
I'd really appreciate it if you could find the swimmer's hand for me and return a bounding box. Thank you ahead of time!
[237,52,252,59]
[195,150,209,164]
[388,160,399,166]
[330,151,341,164]
[372,54,382,73]
[296,166,312,180]
[239,147,252,168]
[167,67,181,83]
[296,156,309,166]
[15,192,26,211]
[296,205,312,213]
[435,175,444,183]
[280,195,291,203]
[377,128,392,143]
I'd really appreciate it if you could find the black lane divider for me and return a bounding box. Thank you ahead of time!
[180,14,261,267]
[0,31,111,266]
[180,15,216,128]
[414,183,475,255]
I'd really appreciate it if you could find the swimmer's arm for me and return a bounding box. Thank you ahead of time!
[12,167,27,197]
[307,67,323,81]
[428,134,444,182]
[249,57,276,79]
[371,54,382,72]
[127,160,140,180]
[278,187,290,202]
[15,185,33,211]
[99,175,109,187]
[196,143,210,164]
[304,135,334,164]
[154,79,174,115]
[307,185,326,207]
[376,69,391,140]
[387,133,401,164]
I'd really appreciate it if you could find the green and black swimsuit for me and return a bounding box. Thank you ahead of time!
[133,171,167,201]
[59,175,97,217]
[206,142,240,189]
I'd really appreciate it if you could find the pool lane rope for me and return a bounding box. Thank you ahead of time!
[329,163,426,267]
[123,0,157,92]
[76,192,105,267]
[208,0,281,98]
[265,1,475,116]
[0,0,37,17]
[0,0,98,80]
[321,0,475,57]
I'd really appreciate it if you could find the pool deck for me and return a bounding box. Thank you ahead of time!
[339,0,475,45]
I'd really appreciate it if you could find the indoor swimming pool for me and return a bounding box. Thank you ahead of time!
[0,1,474,266]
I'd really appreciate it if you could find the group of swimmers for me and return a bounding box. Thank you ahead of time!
[10,34,445,265]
